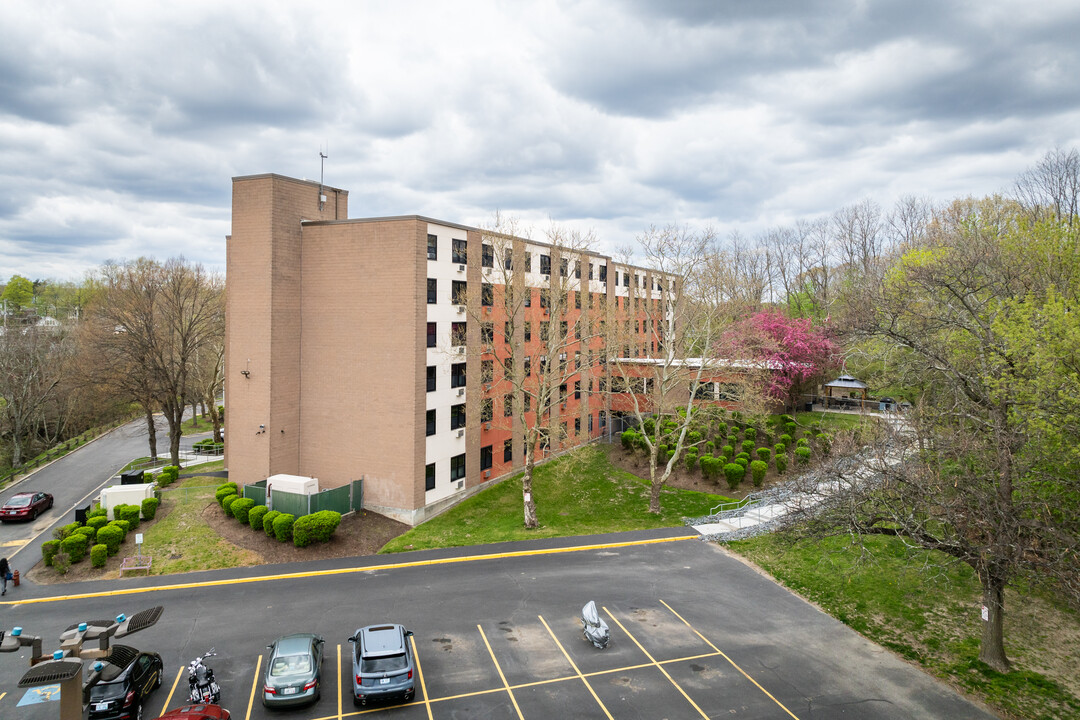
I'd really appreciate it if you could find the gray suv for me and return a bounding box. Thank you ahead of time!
[348,624,415,706]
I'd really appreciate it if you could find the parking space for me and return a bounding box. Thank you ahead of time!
[142,600,794,720]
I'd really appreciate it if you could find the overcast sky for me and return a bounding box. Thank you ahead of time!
[2,0,1078,281]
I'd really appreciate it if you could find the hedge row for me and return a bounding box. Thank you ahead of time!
[214,483,341,548]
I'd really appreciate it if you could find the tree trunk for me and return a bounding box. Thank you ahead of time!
[163,397,184,467]
[648,447,662,514]
[978,569,1011,672]
[144,406,158,461]
[522,461,538,529]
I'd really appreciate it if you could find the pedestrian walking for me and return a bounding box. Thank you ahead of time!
[0,557,10,596]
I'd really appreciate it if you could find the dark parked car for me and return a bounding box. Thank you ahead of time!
[88,645,163,720]
[262,633,324,707]
[152,705,230,720]
[348,624,415,706]
[0,490,53,522]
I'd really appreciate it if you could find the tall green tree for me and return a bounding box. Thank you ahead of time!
[1,275,33,312]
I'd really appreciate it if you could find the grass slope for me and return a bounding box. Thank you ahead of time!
[381,444,731,552]
[728,533,1080,720]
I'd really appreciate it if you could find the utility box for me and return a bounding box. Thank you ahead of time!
[265,474,319,495]
[100,483,156,520]
[120,470,145,485]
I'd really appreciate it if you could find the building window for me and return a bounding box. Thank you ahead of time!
[481,359,494,383]
[451,404,466,430]
[480,445,493,471]
[524,393,531,411]
[481,283,493,306]
[599,264,607,282]
[451,362,466,388]
[540,289,549,310]
[504,393,513,417]
[426,409,436,436]
[574,291,581,309]
[481,399,493,422]
[450,453,466,482]
[524,252,532,272]
[524,289,532,307]
[453,239,468,264]
[427,322,437,348]
[427,278,437,304]
[426,462,436,491]
[623,271,630,287]
[524,356,531,376]
[427,234,438,261]
[426,366,436,392]
[599,412,607,428]
[540,321,549,342]
[504,250,513,270]
[588,263,594,280]
[482,243,494,268]
[524,321,532,342]
[540,254,551,275]
[574,417,581,434]
[502,355,513,381]
[588,414,594,433]
[452,280,467,305]
[481,322,494,344]
[574,380,581,399]
[503,438,513,463]
[574,260,582,279]
[559,258,568,277]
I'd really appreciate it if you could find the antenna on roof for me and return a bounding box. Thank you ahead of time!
[318,146,329,211]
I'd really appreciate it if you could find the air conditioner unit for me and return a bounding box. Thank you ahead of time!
[483,470,491,479]
[456,429,464,438]
[483,383,491,391]
[457,264,466,273]
[457,480,464,489]
[484,422,491,430]
[456,305,465,313]
[457,388,465,396]
[456,346,465,354]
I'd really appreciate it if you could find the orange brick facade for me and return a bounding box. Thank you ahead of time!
[226,173,672,524]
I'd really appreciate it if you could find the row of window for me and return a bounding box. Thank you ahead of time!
[425,454,468,490]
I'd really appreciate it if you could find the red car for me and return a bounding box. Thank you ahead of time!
[0,491,54,522]
[152,705,230,720]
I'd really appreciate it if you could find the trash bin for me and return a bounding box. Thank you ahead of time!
[805,402,813,412]
[120,470,145,485]
[74,503,90,525]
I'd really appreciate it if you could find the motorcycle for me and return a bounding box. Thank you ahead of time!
[187,648,222,704]
[580,601,609,649]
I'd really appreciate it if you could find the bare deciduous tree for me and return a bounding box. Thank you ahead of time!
[0,325,69,466]
[1014,146,1080,226]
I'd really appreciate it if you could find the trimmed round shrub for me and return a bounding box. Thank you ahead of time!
[779,434,793,447]
[776,453,789,474]
[774,442,786,454]
[657,444,668,464]
[141,497,160,520]
[221,494,240,517]
[750,460,768,487]
[784,421,797,435]
[54,522,82,541]
[642,418,656,435]
[796,437,810,448]
[74,526,97,544]
[684,452,698,471]
[87,507,108,519]
[61,533,89,563]
[231,498,255,524]
[735,452,750,462]
[723,463,744,490]
[621,429,638,451]
[741,439,756,455]
[700,455,720,481]
[215,483,238,505]
[263,510,282,538]
[735,456,748,469]
[117,504,141,527]
[756,447,771,463]
[704,441,715,455]
[722,445,734,458]
[795,446,812,465]
[90,543,108,568]
[52,550,72,575]
[272,513,295,542]
[744,427,757,441]
[293,510,342,547]
[249,505,269,531]
[816,433,830,454]
[42,540,60,566]
[111,519,131,538]
[156,465,180,487]
[87,515,110,532]
[687,430,702,445]
[97,524,124,555]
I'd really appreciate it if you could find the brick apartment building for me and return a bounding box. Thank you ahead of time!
[226,173,674,524]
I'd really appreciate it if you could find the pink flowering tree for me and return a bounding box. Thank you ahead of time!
[716,311,839,411]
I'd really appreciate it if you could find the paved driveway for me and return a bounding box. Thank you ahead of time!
[0,531,994,719]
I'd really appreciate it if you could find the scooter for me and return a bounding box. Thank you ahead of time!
[581,601,609,649]
[187,648,222,704]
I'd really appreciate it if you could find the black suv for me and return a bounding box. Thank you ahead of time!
[87,645,163,720]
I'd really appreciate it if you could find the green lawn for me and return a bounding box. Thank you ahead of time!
[791,409,867,433]
[181,415,221,436]
[381,444,731,552]
[728,533,1080,720]
[140,468,259,574]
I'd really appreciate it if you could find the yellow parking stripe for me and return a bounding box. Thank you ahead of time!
[409,634,434,720]
[3,534,698,605]
[660,599,801,720]
[603,606,710,719]
[0,539,27,547]
[478,625,525,720]
[538,615,614,720]
[159,666,185,717]
[337,643,343,720]
[244,654,262,720]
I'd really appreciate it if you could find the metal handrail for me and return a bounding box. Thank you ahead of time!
[707,490,768,518]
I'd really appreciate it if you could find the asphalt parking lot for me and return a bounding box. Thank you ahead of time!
[0,530,996,720]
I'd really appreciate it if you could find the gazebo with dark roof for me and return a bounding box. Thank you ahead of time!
[823,375,869,403]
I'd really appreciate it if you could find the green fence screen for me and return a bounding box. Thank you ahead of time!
[242,478,362,518]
